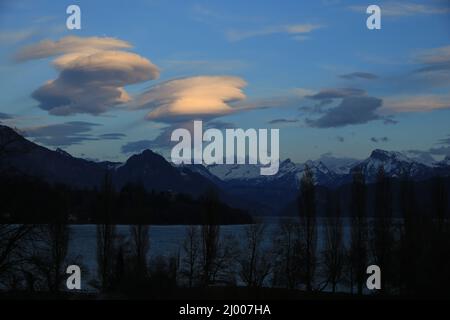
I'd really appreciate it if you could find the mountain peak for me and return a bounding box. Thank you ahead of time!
[55,148,72,157]
[370,149,410,162]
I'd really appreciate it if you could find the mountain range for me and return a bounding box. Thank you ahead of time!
[1,124,449,215]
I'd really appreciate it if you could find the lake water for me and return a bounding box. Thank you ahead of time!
[68,217,362,291]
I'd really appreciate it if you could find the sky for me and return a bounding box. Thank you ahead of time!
[0,0,449,163]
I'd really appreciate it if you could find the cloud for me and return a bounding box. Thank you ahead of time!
[14,36,132,62]
[0,112,12,120]
[16,36,159,116]
[416,45,450,66]
[267,118,299,124]
[121,120,235,154]
[339,72,378,80]
[380,94,450,114]
[438,136,450,145]
[0,29,36,45]
[349,2,450,16]
[305,88,366,100]
[22,121,127,147]
[383,117,398,125]
[121,139,156,154]
[23,121,100,146]
[408,135,450,158]
[161,59,247,73]
[306,96,383,128]
[136,76,247,121]
[99,133,127,140]
[429,146,450,157]
[226,24,322,41]
[405,149,437,164]
[412,45,450,86]
[370,136,389,143]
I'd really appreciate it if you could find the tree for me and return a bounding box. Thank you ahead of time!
[31,223,70,292]
[371,166,394,293]
[298,164,317,291]
[96,172,117,291]
[130,225,150,279]
[349,168,368,295]
[398,172,414,294]
[322,190,345,293]
[200,189,221,286]
[181,225,200,288]
[272,219,303,289]
[432,176,447,233]
[0,224,34,287]
[239,220,272,288]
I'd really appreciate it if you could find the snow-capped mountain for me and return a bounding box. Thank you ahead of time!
[403,151,437,167]
[351,149,434,183]
[208,158,339,187]
[206,149,444,188]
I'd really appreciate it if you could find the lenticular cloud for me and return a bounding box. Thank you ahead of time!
[16,36,160,116]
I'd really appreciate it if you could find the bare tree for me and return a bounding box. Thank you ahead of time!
[349,168,368,295]
[0,224,35,286]
[210,234,239,286]
[130,225,150,279]
[322,191,345,293]
[200,189,220,286]
[239,221,272,288]
[372,166,393,293]
[30,224,70,292]
[96,172,117,291]
[298,164,317,291]
[181,225,200,287]
[272,219,303,289]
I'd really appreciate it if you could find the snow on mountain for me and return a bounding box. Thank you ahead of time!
[351,149,433,183]
[403,150,437,166]
[207,158,338,187]
[205,149,441,188]
[316,153,360,174]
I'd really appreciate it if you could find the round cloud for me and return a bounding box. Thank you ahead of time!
[136,76,247,121]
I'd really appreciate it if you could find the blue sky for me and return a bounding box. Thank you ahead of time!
[0,0,449,162]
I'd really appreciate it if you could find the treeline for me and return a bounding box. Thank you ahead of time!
[0,166,449,298]
[0,173,252,225]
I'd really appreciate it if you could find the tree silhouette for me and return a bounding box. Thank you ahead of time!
[0,224,34,287]
[371,166,393,293]
[239,220,272,288]
[349,168,368,295]
[298,164,317,291]
[200,188,220,286]
[130,224,150,279]
[181,225,200,288]
[322,190,344,293]
[272,219,303,289]
[31,223,70,292]
[96,172,117,291]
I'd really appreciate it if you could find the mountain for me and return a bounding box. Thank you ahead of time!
[207,159,340,214]
[351,149,434,183]
[2,124,449,216]
[205,149,450,214]
[114,149,217,197]
[0,125,217,198]
[0,125,107,188]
